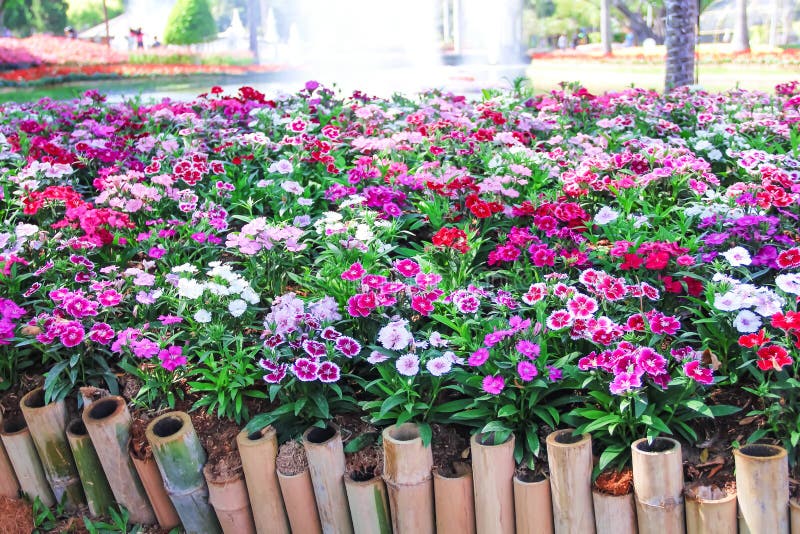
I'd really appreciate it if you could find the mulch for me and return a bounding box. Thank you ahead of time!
[0,497,33,534]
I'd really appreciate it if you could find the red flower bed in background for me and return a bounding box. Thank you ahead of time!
[0,35,126,69]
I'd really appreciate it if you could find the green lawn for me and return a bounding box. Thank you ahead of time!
[527,60,799,93]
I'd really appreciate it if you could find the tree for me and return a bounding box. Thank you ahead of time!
[600,0,612,54]
[164,0,218,45]
[664,0,697,91]
[1,0,68,36]
[730,0,750,52]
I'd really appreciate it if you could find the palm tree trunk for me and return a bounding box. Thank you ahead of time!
[731,0,750,52]
[664,0,697,91]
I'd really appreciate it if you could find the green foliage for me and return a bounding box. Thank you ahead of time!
[66,0,124,31]
[3,0,68,36]
[164,0,218,45]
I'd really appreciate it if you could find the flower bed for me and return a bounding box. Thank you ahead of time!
[0,36,126,69]
[0,80,800,530]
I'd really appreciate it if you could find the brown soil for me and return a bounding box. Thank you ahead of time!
[0,497,33,534]
[431,423,470,474]
[277,440,309,476]
[189,408,242,482]
[594,467,634,496]
[130,410,155,461]
[683,386,764,489]
[515,466,547,483]
[0,375,43,421]
[336,414,383,480]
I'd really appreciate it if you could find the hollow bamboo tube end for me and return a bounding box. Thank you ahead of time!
[514,474,554,534]
[631,437,684,534]
[203,467,256,534]
[546,428,595,534]
[236,425,289,534]
[145,411,195,446]
[545,428,591,449]
[434,463,476,534]
[734,444,789,534]
[471,432,515,534]
[684,484,737,534]
[236,425,277,449]
[382,423,433,485]
[277,469,323,534]
[81,396,128,427]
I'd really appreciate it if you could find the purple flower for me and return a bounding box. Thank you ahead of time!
[59,323,85,348]
[158,315,183,325]
[396,353,420,376]
[517,360,538,382]
[335,336,362,357]
[482,375,505,395]
[516,340,540,359]
[468,348,489,367]
[158,345,187,371]
[148,246,167,259]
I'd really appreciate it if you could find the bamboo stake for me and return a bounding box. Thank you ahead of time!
[302,424,353,534]
[631,437,684,534]
[20,388,84,510]
[790,498,800,534]
[131,453,181,530]
[434,463,476,534]
[684,484,736,534]
[546,429,595,534]
[203,466,256,534]
[0,414,54,506]
[344,473,391,534]
[277,468,323,534]
[471,432,515,534]
[514,474,553,534]
[82,396,154,524]
[236,426,289,534]
[382,423,435,534]
[592,489,637,534]
[145,411,221,534]
[734,444,788,534]
[0,414,20,498]
[65,419,113,517]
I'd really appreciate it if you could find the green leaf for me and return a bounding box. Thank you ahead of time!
[597,445,626,473]
[344,432,377,453]
[683,399,713,418]
[707,404,742,417]
[497,405,518,418]
[418,422,433,447]
[379,394,406,418]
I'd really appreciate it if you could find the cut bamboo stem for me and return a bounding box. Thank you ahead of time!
[734,444,788,534]
[631,437,684,534]
[82,396,154,524]
[546,429,595,534]
[382,423,435,534]
[277,468,323,534]
[471,432,515,534]
[146,411,221,534]
[65,419,113,517]
[0,414,54,506]
[344,473,391,534]
[131,453,181,530]
[302,424,353,534]
[236,426,289,534]
[514,473,553,534]
[434,463,476,534]
[684,484,736,534]
[0,414,20,498]
[203,466,256,534]
[790,498,800,534]
[20,388,84,510]
[592,489,637,534]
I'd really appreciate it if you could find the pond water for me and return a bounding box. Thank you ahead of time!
[0,64,532,104]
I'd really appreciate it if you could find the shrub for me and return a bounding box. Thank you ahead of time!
[163,0,217,45]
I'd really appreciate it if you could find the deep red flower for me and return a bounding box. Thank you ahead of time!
[756,345,793,371]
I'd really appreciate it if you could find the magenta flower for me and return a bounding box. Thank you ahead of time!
[411,295,434,316]
[517,361,538,382]
[341,262,366,281]
[88,323,115,345]
[335,336,362,357]
[59,323,85,348]
[157,315,183,325]
[303,339,327,358]
[609,371,642,395]
[394,259,421,277]
[468,348,489,367]
[148,246,167,259]
[292,358,319,381]
[516,340,540,359]
[158,345,187,371]
[482,375,505,395]
[317,361,341,383]
[684,360,714,385]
